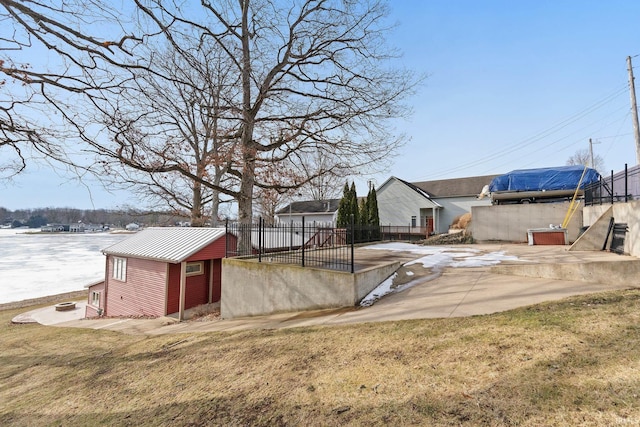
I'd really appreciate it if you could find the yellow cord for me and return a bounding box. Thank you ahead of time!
[561,166,588,229]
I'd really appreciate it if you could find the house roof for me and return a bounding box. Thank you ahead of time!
[410,174,500,198]
[395,178,434,199]
[102,227,226,263]
[377,176,442,208]
[276,199,341,215]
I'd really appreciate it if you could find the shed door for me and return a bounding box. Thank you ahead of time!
[184,262,209,310]
[212,258,222,303]
[166,262,210,314]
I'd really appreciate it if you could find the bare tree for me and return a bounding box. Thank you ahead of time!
[134,1,418,230]
[253,160,308,224]
[0,0,145,178]
[566,148,604,173]
[253,187,283,225]
[96,44,239,226]
[2,0,420,250]
[294,151,344,200]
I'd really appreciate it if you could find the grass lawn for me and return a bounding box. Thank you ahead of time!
[2,289,640,426]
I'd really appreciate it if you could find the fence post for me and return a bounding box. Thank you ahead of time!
[599,177,603,205]
[301,216,305,268]
[625,163,629,202]
[289,219,293,251]
[225,218,229,257]
[611,170,614,204]
[258,217,263,262]
[350,214,355,273]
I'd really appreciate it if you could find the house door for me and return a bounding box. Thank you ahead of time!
[426,217,434,234]
[421,216,434,235]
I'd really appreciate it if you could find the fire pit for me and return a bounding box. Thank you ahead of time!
[54,302,76,312]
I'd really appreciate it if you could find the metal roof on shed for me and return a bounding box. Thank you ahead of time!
[102,227,226,263]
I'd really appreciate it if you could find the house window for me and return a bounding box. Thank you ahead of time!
[186,261,204,276]
[91,291,101,307]
[113,257,127,281]
[411,216,417,228]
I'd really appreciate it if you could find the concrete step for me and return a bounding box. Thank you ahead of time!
[491,259,640,286]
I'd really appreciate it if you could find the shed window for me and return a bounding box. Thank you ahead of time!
[91,291,101,307]
[113,257,127,281]
[186,261,204,276]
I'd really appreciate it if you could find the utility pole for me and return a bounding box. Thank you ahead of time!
[589,138,600,169]
[627,56,640,164]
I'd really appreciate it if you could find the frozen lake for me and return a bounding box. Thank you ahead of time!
[0,229,129,304]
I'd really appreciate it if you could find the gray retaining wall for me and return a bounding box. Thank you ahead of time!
[221,258,401,319]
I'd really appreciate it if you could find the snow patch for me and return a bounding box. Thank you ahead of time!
[360,273,397,307]
[359,243,520,307]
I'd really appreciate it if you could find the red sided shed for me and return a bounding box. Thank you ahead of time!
[87,227,233,320]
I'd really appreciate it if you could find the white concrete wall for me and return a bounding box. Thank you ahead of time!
[583,201,640,256]
[570,206,613,252]
[221,258,401,319]
[472,202,583,243]
[583,204,611,225]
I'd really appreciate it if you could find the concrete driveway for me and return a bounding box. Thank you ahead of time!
[15,243,639,335]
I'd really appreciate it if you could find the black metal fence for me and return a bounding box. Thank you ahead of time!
[379,225,431,241]
[225,217,383,273]
[585,164,640,206]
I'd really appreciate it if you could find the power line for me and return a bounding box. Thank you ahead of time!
[420,85,627,178]
[602,111,631,161]
[491,109,632,173]
[411,84,628,180]
[490,108,631,172]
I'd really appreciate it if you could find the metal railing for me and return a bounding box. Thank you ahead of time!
[225,217,383,273]
[585,164,640,206]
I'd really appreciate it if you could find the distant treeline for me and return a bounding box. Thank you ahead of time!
[1,207,190,229]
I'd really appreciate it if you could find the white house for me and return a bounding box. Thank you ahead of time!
[275,199,340,225]
[377,175,499,235]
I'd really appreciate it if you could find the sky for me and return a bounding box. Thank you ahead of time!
[2,1,640,210]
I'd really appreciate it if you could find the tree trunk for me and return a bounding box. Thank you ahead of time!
[191,182,205,227]
[236,0,255,254]
[236,143,256,252]
[210,188,221,226]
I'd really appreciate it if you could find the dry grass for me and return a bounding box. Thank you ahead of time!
[450,212,472,230]
[188,303,221,321]
[3,290,640,426]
